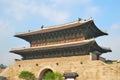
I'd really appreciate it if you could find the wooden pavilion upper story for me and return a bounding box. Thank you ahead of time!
[10,18,112,60]
[14,18,107,47]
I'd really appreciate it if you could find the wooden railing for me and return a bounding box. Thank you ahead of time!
[30,37,85,47]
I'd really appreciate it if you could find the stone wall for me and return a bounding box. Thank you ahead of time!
[1,54,120,80]
[90,53,97,60]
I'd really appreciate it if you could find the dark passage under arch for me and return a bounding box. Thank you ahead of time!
[39,69,53,80]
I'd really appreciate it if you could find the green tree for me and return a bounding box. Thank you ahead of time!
[44,71,63,80]
[54,72,63,80]
[0,64,7,69]
[19,71,35,80]
[44,71,55,80]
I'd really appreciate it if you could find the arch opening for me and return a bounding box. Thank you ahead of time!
[39,69,53,80]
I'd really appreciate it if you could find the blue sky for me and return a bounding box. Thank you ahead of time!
[0,0,120,66]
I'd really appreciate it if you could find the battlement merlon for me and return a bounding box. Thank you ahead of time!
[14,19,108,42]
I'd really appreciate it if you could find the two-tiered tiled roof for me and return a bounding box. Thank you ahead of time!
[10,18,112,58]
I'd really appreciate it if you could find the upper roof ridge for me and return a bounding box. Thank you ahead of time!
[15,18,93,37]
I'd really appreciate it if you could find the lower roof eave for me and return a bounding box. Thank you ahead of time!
[10,39,112,55]
[92,42,112,54]
[10,39,95,54]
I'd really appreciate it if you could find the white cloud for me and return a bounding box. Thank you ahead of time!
[3,0,70,23]
[37,4,69,23]
[0,19,11,41]
[2,0,101,23]
[50,0,91,5]
[84,6,100,18]
[110,23,120,31]
[97,23,120,60]
[0,18,17,65]
[98,35,120,60]
[5,0,31,20]
[51,0,99,19]
[0,18,14,37]
[2,0,95,23]
[0,51,21,66]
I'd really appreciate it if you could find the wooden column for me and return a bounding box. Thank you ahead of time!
[97,55,99,60]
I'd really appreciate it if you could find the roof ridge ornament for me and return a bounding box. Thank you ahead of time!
[41,25,44,29]
[90,17,93,20]
[78,18,82,21]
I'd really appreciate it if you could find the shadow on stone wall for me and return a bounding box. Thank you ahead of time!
[0,76,7,80]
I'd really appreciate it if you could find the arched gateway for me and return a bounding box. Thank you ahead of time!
[39,68,53,80]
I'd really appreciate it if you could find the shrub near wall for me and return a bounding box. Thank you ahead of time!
[19,71,35,80]
[44,71,63,80]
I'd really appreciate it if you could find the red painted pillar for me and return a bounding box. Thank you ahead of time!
[97,55,99,60]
